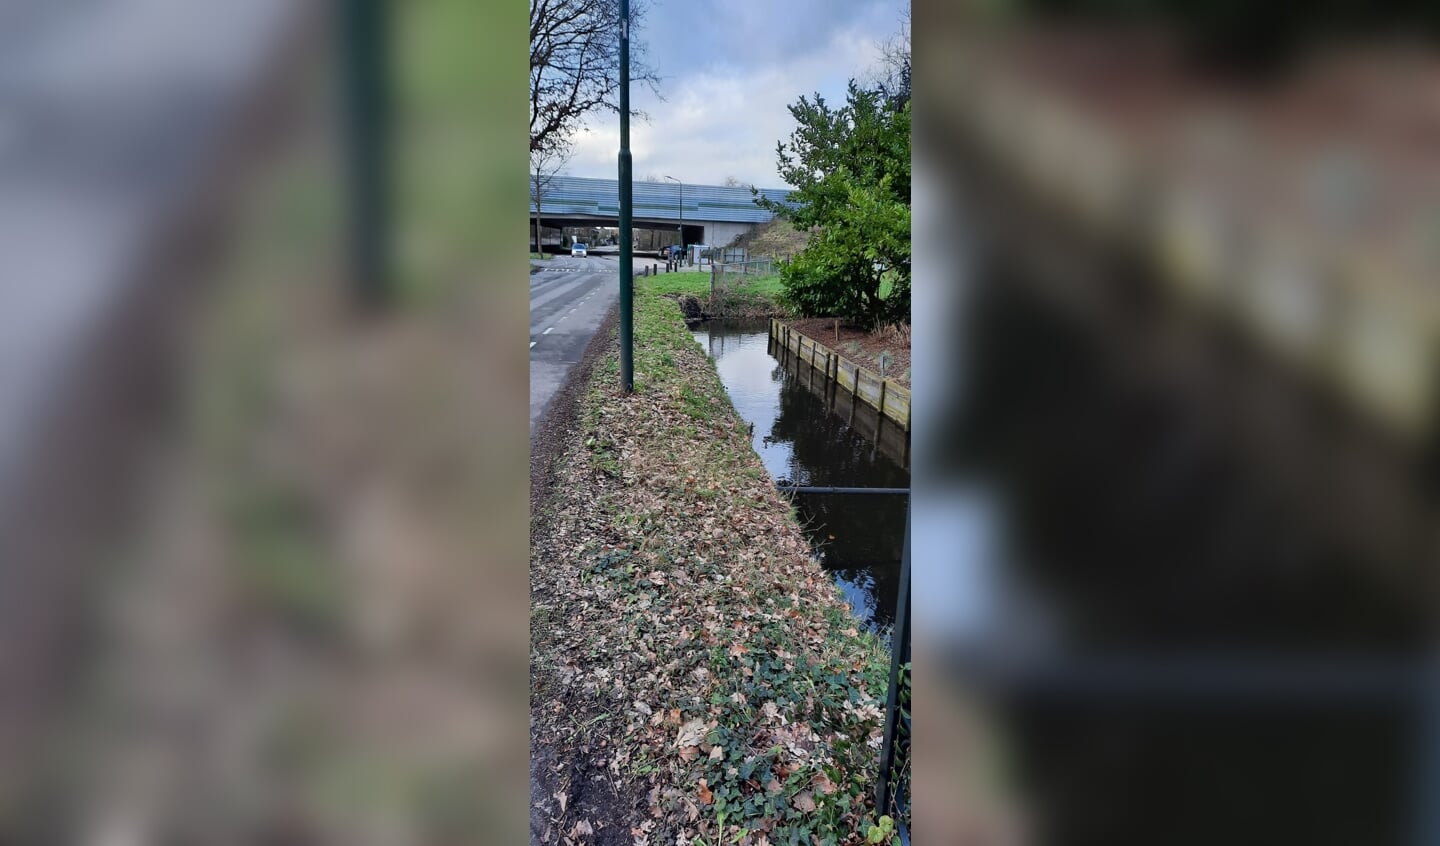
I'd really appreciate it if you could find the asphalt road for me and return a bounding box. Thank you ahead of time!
[529,254,630,434]
[0,0,299,498]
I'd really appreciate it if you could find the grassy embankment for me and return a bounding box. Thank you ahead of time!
[530,275,893,844]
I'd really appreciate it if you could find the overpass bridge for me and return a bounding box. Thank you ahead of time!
[531,175,794,249]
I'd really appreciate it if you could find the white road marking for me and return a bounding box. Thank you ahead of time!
[530,341,536,348]
[543,327,554,334]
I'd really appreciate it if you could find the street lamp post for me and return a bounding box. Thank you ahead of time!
[341,0,390,306]
[664,175,682,264]
[617,0,633,392]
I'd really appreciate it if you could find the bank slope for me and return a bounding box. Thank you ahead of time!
[530,277,891,846]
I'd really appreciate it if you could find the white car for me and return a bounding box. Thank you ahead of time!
[571,243,587,258]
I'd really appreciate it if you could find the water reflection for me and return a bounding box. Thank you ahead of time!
[953,273,1434,656]
[695,321,909,633]
[942,254,1437,845]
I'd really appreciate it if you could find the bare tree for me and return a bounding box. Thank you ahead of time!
[530,0,662,154]
[722,176,743,188]
[868,10,911,109]
[532,143,574,256]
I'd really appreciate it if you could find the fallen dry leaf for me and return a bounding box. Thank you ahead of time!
[675,718,706,748]
[529,294,897,845]
[792,791,816,813]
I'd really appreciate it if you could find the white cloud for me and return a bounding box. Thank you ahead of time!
[563,17,892,189]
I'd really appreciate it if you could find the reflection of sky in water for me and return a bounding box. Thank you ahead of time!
[913,488,999,645]
[830,565,879,629]
[698,330,809,483]
[693,325,908,632]
[902,146,1427,843]
[911,155,1005,654]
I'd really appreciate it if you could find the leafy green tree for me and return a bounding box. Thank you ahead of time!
[757,82,911,328]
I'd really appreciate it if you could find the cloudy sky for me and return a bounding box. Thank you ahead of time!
[562,0,908,190]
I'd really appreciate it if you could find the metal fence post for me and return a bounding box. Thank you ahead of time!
[877,501,911,821]
[1411,658,1440,846]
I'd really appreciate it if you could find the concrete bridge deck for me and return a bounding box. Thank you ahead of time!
[531,174,794,248]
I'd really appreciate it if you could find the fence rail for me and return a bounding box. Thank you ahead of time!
[710,258,778,299]
[712,258,775,277]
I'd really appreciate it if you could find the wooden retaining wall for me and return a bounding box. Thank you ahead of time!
[770,319,912,432]
[941,58,1440,450]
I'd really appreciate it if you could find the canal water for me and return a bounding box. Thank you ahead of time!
[941,273,1427,846]
[694,245,1436,841]
[691,322,909,635]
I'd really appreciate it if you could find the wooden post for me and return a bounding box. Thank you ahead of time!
[879,379,887,419]
[840,366,852,425]
[829,352,840,405]
[829,355,840,411]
